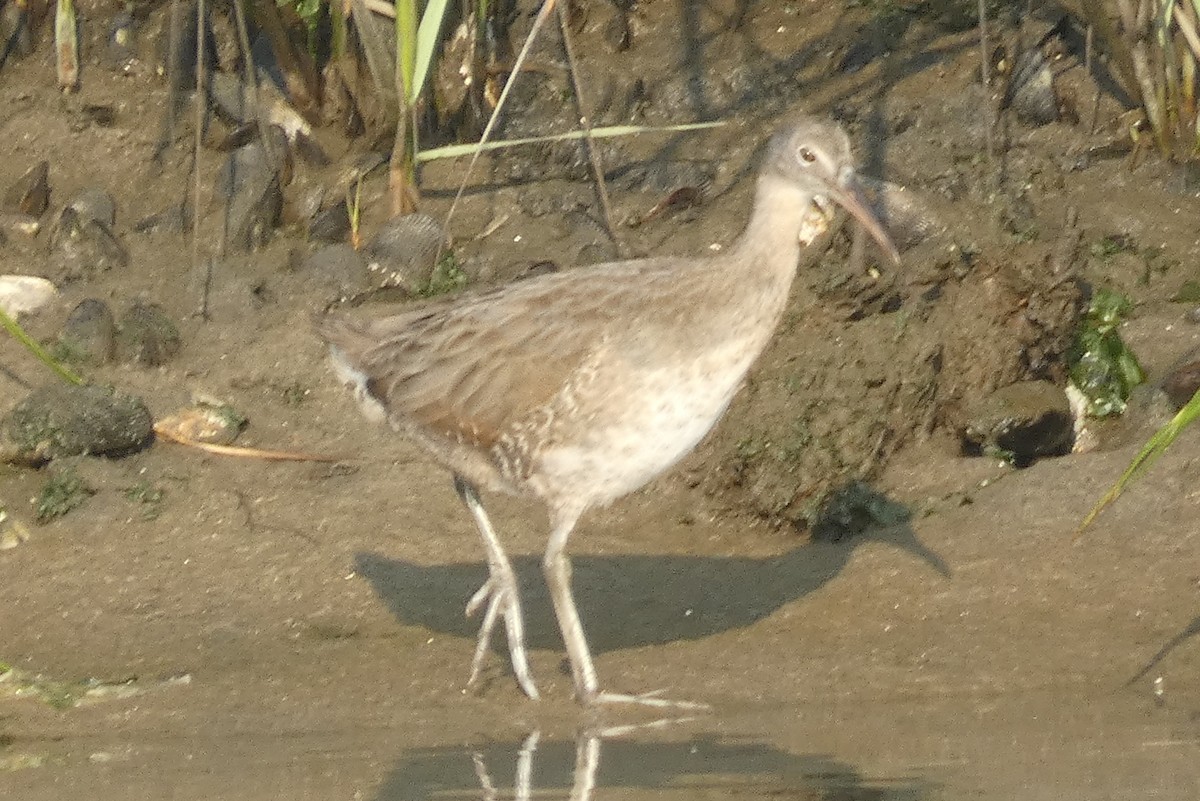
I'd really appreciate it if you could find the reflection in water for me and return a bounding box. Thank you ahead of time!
[376,722,931,801]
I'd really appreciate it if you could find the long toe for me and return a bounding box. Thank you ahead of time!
[467,589,504,689]
[465,578,495,619]
[501,589,539,700]
[464,577,540,700]
[588,689,711,711]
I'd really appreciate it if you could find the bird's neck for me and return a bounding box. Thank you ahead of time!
[729,173,832,280]
[719,173,833,328]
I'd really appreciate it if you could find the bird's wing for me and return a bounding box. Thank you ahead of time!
[317,261,677,449]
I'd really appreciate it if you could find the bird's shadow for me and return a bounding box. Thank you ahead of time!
[354,521,948,654]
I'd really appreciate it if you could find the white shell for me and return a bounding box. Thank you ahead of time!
[0,274,59,319]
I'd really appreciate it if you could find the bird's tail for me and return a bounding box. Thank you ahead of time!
[312,311,376,358]
[312,311,391,422]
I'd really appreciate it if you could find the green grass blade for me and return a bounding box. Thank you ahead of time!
[1078,387,1200,533]
[395,0,417,101]
[330,0,348,61]
[412,0,451,105]
[0,307,84,386]
[416,121,725,162]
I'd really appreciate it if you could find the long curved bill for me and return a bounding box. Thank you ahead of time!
[824,168,901,265]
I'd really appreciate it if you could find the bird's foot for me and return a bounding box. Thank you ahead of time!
[465,577,540,700]
[585,689,711,711]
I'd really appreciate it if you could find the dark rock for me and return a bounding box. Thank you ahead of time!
[300,244,369,299]
[521,261,559,280]
[218,130,288,252]
[576,240,620,265]
[1122,384,1176,436]
[81,104,117,127]
[1005,48,1059,126]
[601,5,632,52]
[0,384,153,465]
[67,187,117,228]
[134,202,190,235]
[159,0,217,92]
[289,181,325,226]
[308,200,350,244]
[364,214,446,291]
[214,128,291,195]
[47,207,129,283]
[1158,346,1200,409]
[60,299,117,364]
[293,131,331,166]
[330,152,387,198]
[859,176,941,251]
[116,302,182,366]
[962,380,1073,463]
[5,161,49,216]
[0,1,33,59]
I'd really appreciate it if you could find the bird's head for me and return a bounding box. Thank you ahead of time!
[763,115,900,265]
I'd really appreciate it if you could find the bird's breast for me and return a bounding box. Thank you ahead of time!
[527,336,758,507]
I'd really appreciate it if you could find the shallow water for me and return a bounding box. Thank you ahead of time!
[5,689,1197,800]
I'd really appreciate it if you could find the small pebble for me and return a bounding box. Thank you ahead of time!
[116,302,182,366]
[4,161,49,216]
[60,298,117,364]
[0,274,58,318]
[67,187,117,228]
[48,207,129,282]
[0,506,32,550]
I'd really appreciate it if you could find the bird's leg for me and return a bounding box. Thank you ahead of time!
[544,505,711,711]
[542,505,600,703]
[453,475,539,700]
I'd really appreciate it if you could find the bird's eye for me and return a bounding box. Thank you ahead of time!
[798,146,816,164]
